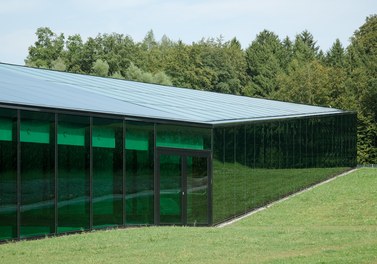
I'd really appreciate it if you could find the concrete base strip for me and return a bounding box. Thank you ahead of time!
[216,168,358,228]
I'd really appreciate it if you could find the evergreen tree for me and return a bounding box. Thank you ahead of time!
[325,39,345,67]
[345,15,377,163]
[245,30,285,97]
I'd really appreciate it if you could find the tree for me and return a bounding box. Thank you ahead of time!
[245,30,285,97]
[25,27,65,68]
[92,59,109,77]
[325,39,346,67]
[345,15,377,163]
[51,57,66,71]
[275,59,331,106]
[65,34,84,73]
[124,63,172,85]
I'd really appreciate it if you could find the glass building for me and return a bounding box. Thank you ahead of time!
[0,63,356,241]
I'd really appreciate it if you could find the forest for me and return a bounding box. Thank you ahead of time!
[24,15,377,164]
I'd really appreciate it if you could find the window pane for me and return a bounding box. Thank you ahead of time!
[156,125,211,150]
[187,156,208,225]
[92,118,123,228]
[58,115,90,233]
[125,122,154,225]
[0,109,17,240]
[20,111,55,238]
[159,154,181,224]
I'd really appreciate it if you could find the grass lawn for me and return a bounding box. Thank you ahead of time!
[1,168,376,263]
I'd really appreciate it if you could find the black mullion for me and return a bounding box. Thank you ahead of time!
[207,152,212,226]
[54,113,58,234]
[209,128,214,226]
[16,110,20,240]
[154,124,159,225]
[122,120,126,226]
[89,117,93,229]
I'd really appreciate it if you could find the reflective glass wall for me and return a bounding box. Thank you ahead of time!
[92,118,123,228]
[125,122,154,225]
[0,105,357,240]
[0,107,212,241]
[213,113,357,224]
[0,109,17,240]
[20,111,55,238]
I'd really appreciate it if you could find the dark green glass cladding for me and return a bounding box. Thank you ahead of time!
[0,104,356,240]
[57,115,90,233]
[92,118,123,228]
[20,111,55,238]
[187,156,208,225]
[213,113,357,224]
[159,154,182,224]
[125,122,154,225]
[0,109,17,240]
[156,125,211,150]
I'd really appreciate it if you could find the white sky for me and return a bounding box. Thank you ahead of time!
[0,0,375,65]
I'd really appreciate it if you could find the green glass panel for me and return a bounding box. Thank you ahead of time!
[20,120,50,144]
[159,154,181,224]
[92,118,122,228]
[92,126,115,149]
[126,129,148,151]
[125,122,154,225]
[187,156,208,226]
[0,117,12,141]
[156,125,211,150]
[20,111,55,238]
[57,115,89,233]
[58,123,85,146]
[157,132,203,150]
[0,109,17,240]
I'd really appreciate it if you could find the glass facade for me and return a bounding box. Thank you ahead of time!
[57,115,90,233]
[0,105,356,241]
[0,109,17,240]
[92,118,123,228]
[159,154,182,224]
[212,114,357,224]
[156,125,211,150]
[186,156,209,225]
[125,122,154,225]
[20,111,55,238]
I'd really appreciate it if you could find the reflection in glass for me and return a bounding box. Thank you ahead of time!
[213,113,357,224]
[187,156,208,225]
[0,109,17,240]
[125,122,154,225]
[92,118,123,228]
[20,111,55,238]
[156,125,211,150]
[57,115,90,233]
[159,154,181,224]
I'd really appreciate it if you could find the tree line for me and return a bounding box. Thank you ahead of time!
[25,15,377,164]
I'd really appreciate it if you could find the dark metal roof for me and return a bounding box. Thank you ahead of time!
[0,63,346,125]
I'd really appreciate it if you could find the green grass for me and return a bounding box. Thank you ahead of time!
[1,168,376,263]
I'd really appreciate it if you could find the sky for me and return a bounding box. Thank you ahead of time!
[0,0,375,65]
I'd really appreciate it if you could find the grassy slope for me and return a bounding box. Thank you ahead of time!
[0,168,376,264]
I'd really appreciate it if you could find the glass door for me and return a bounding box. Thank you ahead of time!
[158,154,182,224]
[157,148,210,226]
